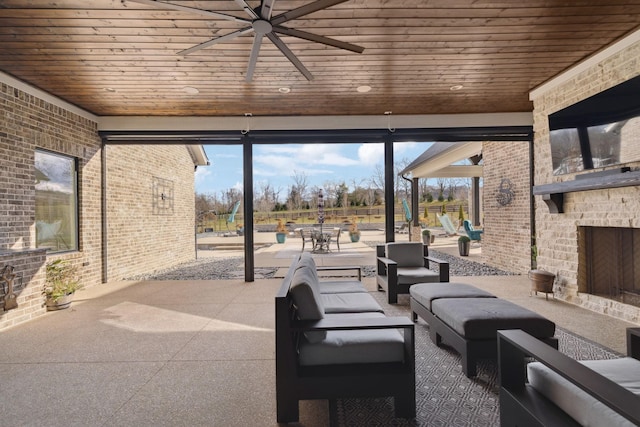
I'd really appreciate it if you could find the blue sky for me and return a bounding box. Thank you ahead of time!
[195,142,434,196]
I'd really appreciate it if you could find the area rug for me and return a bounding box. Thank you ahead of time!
[332,295,621,426]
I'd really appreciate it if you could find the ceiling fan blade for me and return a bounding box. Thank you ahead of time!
[245,34,265,82]
[271,0,348,26]
[274,26,364,53]
[127,0,249,23]
[179,27,254,55]
[261,0,277,20]
[266,32,313,81]
[234,0,260,20]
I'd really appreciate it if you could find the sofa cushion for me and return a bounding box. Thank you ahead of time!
[431,297,555,340]
[386,242,424,267]
[318,280,367,294]
[290,264,326,343]
[298,312,405,366]
[296,253,320,282]
[397,267,439,285]
[527,357,640,427]
[410,282,496,310]
[321,292,384,314]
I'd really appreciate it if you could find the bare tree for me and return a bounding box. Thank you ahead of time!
[290,170,309,210]
[370,164,385,190]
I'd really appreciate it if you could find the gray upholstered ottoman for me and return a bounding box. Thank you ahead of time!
[410,282,557,377]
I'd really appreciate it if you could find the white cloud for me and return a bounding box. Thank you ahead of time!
[232,181,243,191]
[254,144,358,173]
[195,166,212,184]
[394,141,420,154]
[358,143,384,164]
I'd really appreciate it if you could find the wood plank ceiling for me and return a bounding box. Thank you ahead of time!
[1,0,639,117]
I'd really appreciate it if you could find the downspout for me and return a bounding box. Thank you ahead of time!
[401,173,418,225]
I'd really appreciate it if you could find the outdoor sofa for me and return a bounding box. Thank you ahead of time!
[498,328,640,426]
[275,252,415,423]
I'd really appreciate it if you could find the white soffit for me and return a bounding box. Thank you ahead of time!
[416,165,484,178]
[530,27,640,100]
[405,141,483,178]
[187,145,210,166]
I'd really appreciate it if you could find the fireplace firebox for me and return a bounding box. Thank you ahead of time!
[578,226,640,307]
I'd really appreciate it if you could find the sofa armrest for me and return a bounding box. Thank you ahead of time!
[498,329,640,426]
[316,265,362,281]
[424,256,450,282]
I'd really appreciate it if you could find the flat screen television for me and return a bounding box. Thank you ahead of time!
[548,75,640,176]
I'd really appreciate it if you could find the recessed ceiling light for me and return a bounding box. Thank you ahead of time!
[183,86,200,95]
[278,87,291,93]
[449,84,464,91]
[357,85,372,93]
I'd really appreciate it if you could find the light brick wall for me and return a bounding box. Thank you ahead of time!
[1,80,199,329]
[0,81,102,329]
[481,141,532,273]
[105,145,196,280]
[532,40,640,322]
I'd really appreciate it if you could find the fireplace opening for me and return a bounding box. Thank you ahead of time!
[578,226,640,307]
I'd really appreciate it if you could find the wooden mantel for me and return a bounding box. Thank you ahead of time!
[533,169,640,213]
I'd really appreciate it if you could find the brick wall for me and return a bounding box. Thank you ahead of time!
[105,144,196,280]
[0,81,102,329]
[532,40,640,322]
[481,141,532,273]
[1,79,199,329]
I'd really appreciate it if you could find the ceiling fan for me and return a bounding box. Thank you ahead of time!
[128,0,364,82]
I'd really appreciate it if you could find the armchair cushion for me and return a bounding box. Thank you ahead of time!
[396,266,440,285]
[386,242,424,267]
[298,313,405,366]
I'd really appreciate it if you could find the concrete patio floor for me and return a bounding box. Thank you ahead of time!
[0,229,637,426]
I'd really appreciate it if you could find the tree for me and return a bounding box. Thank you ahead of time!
[436,178,446,202]
[290,170,309,210]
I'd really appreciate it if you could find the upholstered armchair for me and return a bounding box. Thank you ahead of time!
[463,220,483,242]
[376,242,450,304]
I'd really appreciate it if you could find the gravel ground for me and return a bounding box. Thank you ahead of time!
[126,241,513,281]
